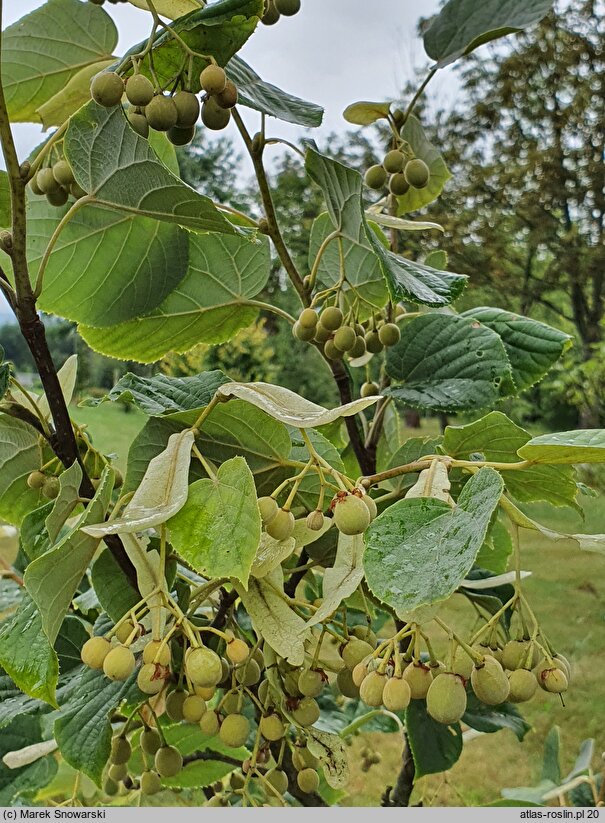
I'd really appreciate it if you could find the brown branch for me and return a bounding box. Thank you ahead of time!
[331,360,375,476]
[182,749,243,769]
[382,734,416,807]
[211,588,238,629]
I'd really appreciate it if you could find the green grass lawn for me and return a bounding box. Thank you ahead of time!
[69,407,605,805]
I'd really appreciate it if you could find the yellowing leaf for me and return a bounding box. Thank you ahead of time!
[235,569,306,665]
[305,533,365,628]
[343,100,391,126]
[121,533,166,638]
[306,728,350,789]
[251,533,296,579]
[83,430,194,536]
[126,0,199,17]
[36,60,115,129]
[405,462,452,503]
[216,382,380,428]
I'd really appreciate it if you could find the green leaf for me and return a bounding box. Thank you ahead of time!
[30,197,189,328]
[395,116,452,214]
[518,429,605,464]
[54,668,141,785]
[0,595,58,706]
[24,468,115,645]
[309,214,388,317]
[127,0,263,92]
[83,370,230,423]
[91,550,140,623]
[19,503,53,561]
[0,716,57,805]
[364,468,504,614]
[84,431,193,537]
[423,0,554,68]
[305,728,350,789]
[463,692,531,741]
[0,414,44,526]
[306,534,365,627]
[126,0,199,16]
[168,457,261,586]
[501,497,605,556]
[378,435,443,495]
[45,461,82,543]
[288,428,345,511]
[36,59,116,129]
[385,314,512,413]
[443,412,579,509]
[343,100,391,126]
[216,381,380,428]
[405,699,463,777]
[305,148,463,308]
[370,237,467,307]
[0,365,9,402]
[124,418,187,494]
[54,617,89,673]
[475,517,513,574]
[2,0,117,123]
[227,55,323,127]
[79,233,270,362]
[65,103,241,236]
[235,569,306,665]
[462,307,572,391]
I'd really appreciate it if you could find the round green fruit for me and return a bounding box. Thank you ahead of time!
[213,80,238,110]
[266,508,295,541]
[333,325,357,352]
[170,90,200,128]
[297,768,319,795]
[182,695,207,723]
[103,644,135,681]
[402,662,432,699]
[126,109,149,139]
[383,150,405,174]
[293,321,316,342]
[110,736,131,765]
[359,671,386,707]
[165,690,187,722]
[201,98,231,131]
[108,763,127,782]
[103,778,119,797]
[314,323,332,343]
[332,493,371,536]
[46,188,69,207]
[298,669,324,698]
[364,164,387,190]
[36,168,59,194]
[27,470,46,490]
[226,638,249,665]
[137,663,167,695]
[306,510,325,531]
[291,746,318,771]
[140,770,162,796]
[364,330,384,354]
[349,335,367,358]
[352,625,377,645]
[341,638,373,670]
[378,323,401,347]
[360,493,378,521]
[200,65,227,95]
[142,639,171,666]
[259,713,286,741]
[426,673,467,724]
[292,696,320,726]
[199,710,220,737]
[324,339,344,360]
[167,126,195,146]
[125,74,154,107]
[219,713,250,748]
[81,636,111,670]
[507,668,538,703]
[299,308,319,329]
[501,639,531,671]
[539,666,569,694]
[382,676,411,711]
[336,666,360,698]
[186,646,223,687]
[258,496,279,524]
[320,306,344,331]
[275,0,301,15]
[140,728,162,756]
[389,173,410,196]
[266,768,288,795]
[235,658,261,687]
[471,655,510,705]
[155,745,183,778]
[360,381,379,398]
[452,649,474,681]
[52,160,74,187]
[262,1,280,24]
[145,95,178,131]
[404,158,430,189]
[91,72,124,107]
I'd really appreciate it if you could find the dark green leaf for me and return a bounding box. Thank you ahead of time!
[54,617,89,673]
[0,414,45,526]
[0,716,57,804]
[91,550,140,623]
[463,692,531,741]
[405,699,463,777]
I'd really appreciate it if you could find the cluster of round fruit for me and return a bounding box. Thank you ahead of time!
[258,488,378,543]
[359,746,382,774]
[293,306,401,362]
[349,636,571,727]
[364,150,431,197]
[26,470,60,500]
[28,159,85,207]
[262,0,301,25]
[90,63,238,146]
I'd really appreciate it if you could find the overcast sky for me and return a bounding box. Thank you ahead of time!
[1,0,456,318]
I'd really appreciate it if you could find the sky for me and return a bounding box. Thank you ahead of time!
[1,0,457,318]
